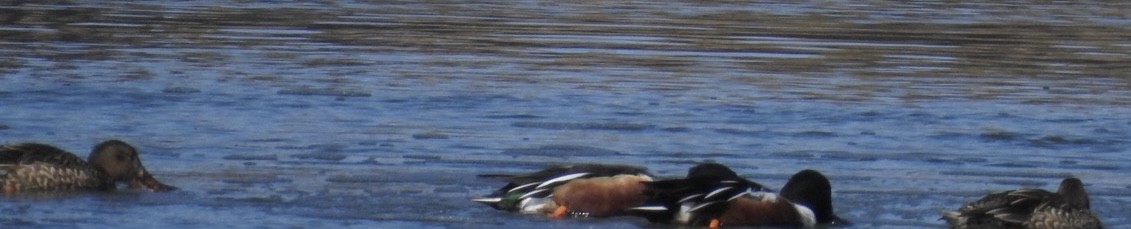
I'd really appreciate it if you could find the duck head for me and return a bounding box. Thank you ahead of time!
[780,169,848,225]
[87,140,176,192]
[1057,177,1089,209]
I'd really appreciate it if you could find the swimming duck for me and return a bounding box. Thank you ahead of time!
[1,140,176,194]
[471,163,654,218]
[942,177,1102,229]
[631,163,847,228]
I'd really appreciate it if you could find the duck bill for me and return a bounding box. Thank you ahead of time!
[128,166,177,192]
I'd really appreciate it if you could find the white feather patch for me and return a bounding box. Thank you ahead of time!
[678,193,704,203]
[535,172,590,189]
[687,201,721,212]
[508,182,541,193]
[519,197,549,214]
[629,206,668,211]
[751,192,779,202]
[675,202,695,224]
[704,186,733,199]
[470,197,502,204]
[793,203,816,227]
[728,187,756,201]
[518,188,551,199]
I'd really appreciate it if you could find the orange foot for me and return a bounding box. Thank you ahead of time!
[708,218,720,229]
[550,205,569,219]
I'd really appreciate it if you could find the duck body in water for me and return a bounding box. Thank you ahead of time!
[0,140,176,194]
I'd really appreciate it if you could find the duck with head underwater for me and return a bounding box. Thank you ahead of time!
[1,140,176,194]
[631,163,848,228]
[472,163,654,218]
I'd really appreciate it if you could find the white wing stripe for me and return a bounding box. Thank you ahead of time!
[704,186,734,199]
[536,172,590,189]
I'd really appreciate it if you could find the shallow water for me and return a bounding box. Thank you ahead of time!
[2,1,1130,228]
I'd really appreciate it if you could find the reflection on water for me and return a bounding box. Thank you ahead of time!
[2,1,1130,228]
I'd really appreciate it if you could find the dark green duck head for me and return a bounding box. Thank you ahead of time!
[780,169,849,226]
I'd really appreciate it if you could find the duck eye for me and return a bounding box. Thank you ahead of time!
[115,153,129,162]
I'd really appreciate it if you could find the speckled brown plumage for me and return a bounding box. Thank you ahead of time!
[1,140,175,194]
[943,178,1102,229]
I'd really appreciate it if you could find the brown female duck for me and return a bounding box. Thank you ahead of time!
[943,177,1102,229]
[1,140,176,194]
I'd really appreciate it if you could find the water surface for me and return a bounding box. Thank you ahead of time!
[2,1,1130,228]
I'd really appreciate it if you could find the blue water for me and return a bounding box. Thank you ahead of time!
[2,1,1131,228]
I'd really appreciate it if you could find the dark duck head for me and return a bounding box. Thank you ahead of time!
[87,140,176,192]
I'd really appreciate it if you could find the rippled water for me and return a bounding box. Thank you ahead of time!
[2,1,1130,228]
